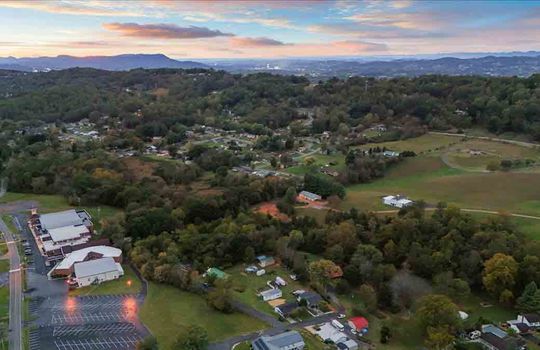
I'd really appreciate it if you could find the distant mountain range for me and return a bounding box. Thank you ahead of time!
[1,52,540,77]
[0,54,207,71]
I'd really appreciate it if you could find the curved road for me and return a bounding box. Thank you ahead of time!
[0,216,22,350]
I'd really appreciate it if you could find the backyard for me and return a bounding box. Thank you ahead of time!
[140,282,267,350]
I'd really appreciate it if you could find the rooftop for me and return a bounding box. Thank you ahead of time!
[48,225,89,243]
[53,245,122,271]
[40,209,85,230]
[74,257,122,279]
[252,331,304,350]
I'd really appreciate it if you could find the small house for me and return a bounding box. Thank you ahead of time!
[297,190,322,203]
[256,255,276,268]
[297,291,322,308]
[205,267,227,280]
[275,302,299,318]
[275,276,287,286]
[479,324,525,350]
[382,195,414,208]
[383,150,400,157]
[517,313,540,328]
[315,322,347,344]
[261,288,282,301]
[348,317,369,334]
[337,339,359,350]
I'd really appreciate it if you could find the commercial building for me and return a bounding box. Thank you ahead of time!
[48,245,122,279]
[297,191,322,203]
[28,209,94,265]
[73,257,124,288]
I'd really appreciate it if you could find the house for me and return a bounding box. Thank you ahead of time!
[252,330,305,350]
[205,267,227,280]
[383,150,400,157]
[337,339,359,350]
[261,288,282,301]
[275,276,287,286]
[256,255,276,268]
[28,209,93,265]
[275,302,299,318]
[479,324,525,350]
[297,291,322,308]
[315,322,347,344]
[509,323,530,334]
[73,257,124,288]
[382,195,414,208]
[348,317,369,334]
[517,313,540,328]
[297,191,322,203]
[48,245,122,279]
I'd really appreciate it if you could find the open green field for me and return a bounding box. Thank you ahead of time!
[0,193,122,231]
[286,153,346,176]
[140,282,267,350]
[355,133,460,154]
[69,265,141,296]
[227,264,306,317]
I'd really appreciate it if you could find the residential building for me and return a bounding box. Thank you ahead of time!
[73,257,124,288]
[297,291,322,308]
[274,302,298,318]
[297,191,322,203]
[315,322,347,344]
[383,150,400,157]
[48,245,122,279]
[257,255,276,268]
[337,339,359,350]
[28,209,93,265]
[517,313,540,328]
[252,330,305,350]
[348,317,369,334]
[261,288,282,301]
[382,195,414,208]
[479,324,525,350]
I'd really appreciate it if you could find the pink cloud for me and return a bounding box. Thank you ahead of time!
[230,37,286,47]
[103,23,233,39]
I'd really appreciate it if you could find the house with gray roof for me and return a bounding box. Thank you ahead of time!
[252,330,305,350]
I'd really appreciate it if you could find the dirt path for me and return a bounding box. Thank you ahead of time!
[429,131,540,149]
[373,207,540,220]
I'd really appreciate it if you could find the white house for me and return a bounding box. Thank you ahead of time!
[73,257,124,288]
[261,288,282,301]
[382,195,414,208]
[517,313,540,328]
[315,322,347,344]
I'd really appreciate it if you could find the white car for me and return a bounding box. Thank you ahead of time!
[337,314,346,319]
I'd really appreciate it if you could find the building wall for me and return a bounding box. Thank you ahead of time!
[76,270,121,288]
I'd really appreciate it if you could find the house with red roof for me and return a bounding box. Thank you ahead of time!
[348,317,369,334]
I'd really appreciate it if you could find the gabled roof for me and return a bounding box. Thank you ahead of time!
[522,313,540,323]
[48,225,89,243]
[298,291,322,305]
[275,301,298,315]
[349,316,369,330]
[74,257,122,279]
[299,190,321,200]
[53,245,122,270]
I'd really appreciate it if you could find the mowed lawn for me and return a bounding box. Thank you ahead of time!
[69,265,141,297]
[140,283,267,350]
[355,133,460,154]
[342,156,540,217]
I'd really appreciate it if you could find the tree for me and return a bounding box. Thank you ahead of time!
[284,186,297,204]
[174,325,208,350]
[244,246,255,263]
[358,284,378,312]
[207,280,233,313]
[517,282,540,312]
[309,259,339,294]
[380,325,392,344]
[425,326,455,350]
[415,294,460,334]
[482,253,518,299]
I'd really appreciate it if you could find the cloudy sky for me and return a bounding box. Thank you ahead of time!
[1,0,539,59]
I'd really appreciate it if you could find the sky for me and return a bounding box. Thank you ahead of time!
[1,0,540,59]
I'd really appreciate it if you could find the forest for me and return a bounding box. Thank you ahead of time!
[1,68,540,140]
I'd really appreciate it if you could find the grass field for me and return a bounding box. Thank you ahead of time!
[68,265,141,296]
[286,153,345,176]
[355,133,460,154]
[140,282,267,350]
[0,286,8,350]
[227,264,306,317]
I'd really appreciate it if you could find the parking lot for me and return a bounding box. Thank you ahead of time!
[19,212,149,350]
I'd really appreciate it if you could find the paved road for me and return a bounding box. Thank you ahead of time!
[0,216,22,350]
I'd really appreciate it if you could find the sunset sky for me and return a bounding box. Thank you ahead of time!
[1,0,540,59]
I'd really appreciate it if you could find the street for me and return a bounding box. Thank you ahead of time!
[0,216,22,350]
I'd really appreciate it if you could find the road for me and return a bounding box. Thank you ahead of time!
[428,131,540,149]
[0,216,22,350]
[373,207,540,220]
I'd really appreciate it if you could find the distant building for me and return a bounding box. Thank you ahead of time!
[260,288,282,301]
[296,291,322,308]
[297,190,322,203]
[28,209,93,265]
[517,313,540,328]
[382,195,414,208]
[383,150,400,157]
[205,267,227,280]
[479,324,525,350]
[256,255,276,268]
[274,301,299,318]
[73,257,124,288]
[252,330,305,350]
[337,339,359,350]
[315,322,348,344]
